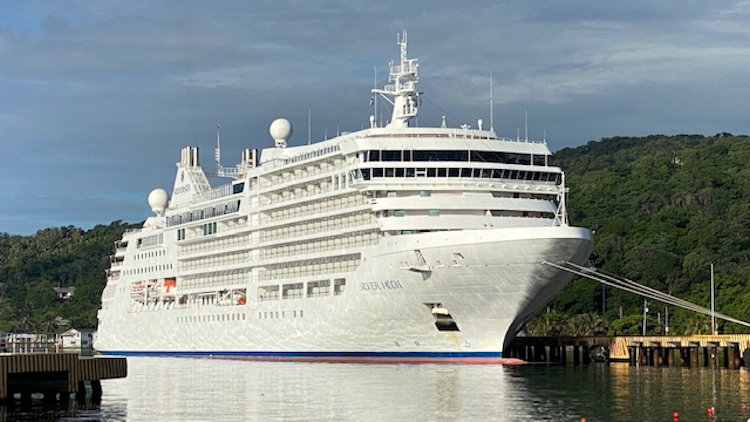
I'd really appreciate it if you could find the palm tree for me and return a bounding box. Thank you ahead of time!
[576,313,606,336]
[526,310,564,336]
[684,316,711,335]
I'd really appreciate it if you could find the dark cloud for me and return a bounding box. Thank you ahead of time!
[0,1,748,234]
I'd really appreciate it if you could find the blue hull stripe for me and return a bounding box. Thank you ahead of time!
[98,350,502,359]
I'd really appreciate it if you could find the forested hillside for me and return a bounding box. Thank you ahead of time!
[0,222,133,331]
[0,134,748,336]
[529,133,750,335]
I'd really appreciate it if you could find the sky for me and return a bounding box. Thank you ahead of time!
[1,0,749,235]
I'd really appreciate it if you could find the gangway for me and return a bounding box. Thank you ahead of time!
[541,260,750,328]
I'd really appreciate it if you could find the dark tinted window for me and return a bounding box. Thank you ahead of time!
[413,150,468,162]
[381,150,401,161]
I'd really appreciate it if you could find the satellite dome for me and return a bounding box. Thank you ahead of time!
[148,188,169,215]
[269,118,292,148]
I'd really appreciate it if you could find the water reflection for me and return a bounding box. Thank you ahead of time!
[2,358,749,421]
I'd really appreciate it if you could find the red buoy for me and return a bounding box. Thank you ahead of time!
[672,411,679,421]
[707,406,714,419]
[743,403,747,412]
[580,419,586,422]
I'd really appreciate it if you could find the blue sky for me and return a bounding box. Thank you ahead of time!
[1,1,749,234]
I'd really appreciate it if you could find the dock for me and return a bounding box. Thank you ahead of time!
[507,334,750,368]
[0,353,127,403]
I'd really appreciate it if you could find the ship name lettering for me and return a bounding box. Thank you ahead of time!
[359,280,403,291]
[174,185,191,195]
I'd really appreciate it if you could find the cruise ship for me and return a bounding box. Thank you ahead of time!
[95,32,593,363]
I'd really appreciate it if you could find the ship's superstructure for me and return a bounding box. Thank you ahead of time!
[95,32,593,362]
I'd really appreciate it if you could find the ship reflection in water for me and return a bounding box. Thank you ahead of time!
[3,357,750,421]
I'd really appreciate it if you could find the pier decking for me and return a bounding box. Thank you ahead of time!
[0,353,127,402]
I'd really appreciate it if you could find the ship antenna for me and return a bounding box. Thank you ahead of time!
[215,123,222,172]
[490,71,494,132]
[307,108,311,145]
[524,110,528,142]
[373,66,378,127]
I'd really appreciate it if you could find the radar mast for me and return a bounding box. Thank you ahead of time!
[371,30,419,128]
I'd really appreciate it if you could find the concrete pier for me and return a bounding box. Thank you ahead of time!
[0,353,126,402]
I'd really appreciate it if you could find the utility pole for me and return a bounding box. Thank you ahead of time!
[711,263,716,335]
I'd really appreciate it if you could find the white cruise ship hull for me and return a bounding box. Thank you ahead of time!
[96,226,592,363]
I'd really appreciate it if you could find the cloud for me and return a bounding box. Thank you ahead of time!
[0,1,748,234]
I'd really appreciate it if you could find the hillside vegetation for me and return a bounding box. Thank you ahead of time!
[530,133,750,335]
[0,222,132,331]
[0,134,747,335]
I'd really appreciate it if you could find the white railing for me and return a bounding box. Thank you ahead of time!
[193,183,232,202]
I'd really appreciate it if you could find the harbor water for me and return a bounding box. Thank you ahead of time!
[3,356,750,421]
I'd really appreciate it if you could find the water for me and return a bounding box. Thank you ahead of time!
[3,357,750,421]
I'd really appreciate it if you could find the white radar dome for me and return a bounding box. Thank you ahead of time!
[148,188,169,215]
[269,118,292,148]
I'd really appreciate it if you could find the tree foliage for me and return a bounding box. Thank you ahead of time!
[0,221,133,332]
[531,134,750,335]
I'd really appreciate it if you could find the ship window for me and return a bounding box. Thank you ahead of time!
[361,169,371,180]
[381,150,401,161]
[395,168,404,177]
[307,279,330,298]
[533,154,546,166]
[405,168,415,177]
[448,168,459,177]
[404,150,412,161]
[233,183,245,194]
[438,168,447,177]
[385,168,394,177]
[258,285,279,301]
[426,168,436,177]
[428,209,440,217]
[372,168,383,178]
[370,150,381,161]
[461,168,471,178]
[394,210,405,217]
[413,150,468,162]
[282,283,303,299]
[419,190,431,197]
[334,278,346,295]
